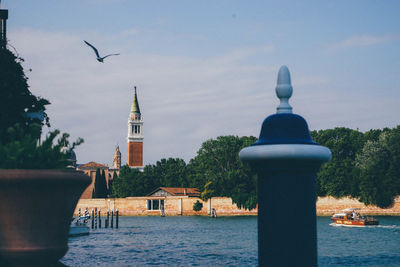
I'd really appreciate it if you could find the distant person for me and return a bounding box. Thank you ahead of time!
[352,210,357,220]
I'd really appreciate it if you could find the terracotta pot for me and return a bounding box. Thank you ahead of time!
[0,169,91,266]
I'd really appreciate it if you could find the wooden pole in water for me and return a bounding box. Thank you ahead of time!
[106,210,109,228]
[84,208,88,224]
[91,210,94,229]
[95,208,97,229]
[116,209,119,229]
[99,209,101,228]
[111,209,114,228]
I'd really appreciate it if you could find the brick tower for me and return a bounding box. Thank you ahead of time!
[127,86,144,168]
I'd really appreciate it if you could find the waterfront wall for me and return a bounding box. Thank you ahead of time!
[74,196,258,216]
[316,196,400,215]
[74,196,400,216]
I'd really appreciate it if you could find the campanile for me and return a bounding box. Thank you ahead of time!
[127,86,144,168]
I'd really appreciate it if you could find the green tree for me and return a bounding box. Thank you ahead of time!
[356,127,400,208]
[93,169,108,198]
[0,46,83,170]
[0,123,81,169]
[112,165,145,197]
[311,128,365,198]
[0,48,50,143]
[187,135,257,210]
[108,172,117,196]
[193,200,203,211]
[145,158,187,188]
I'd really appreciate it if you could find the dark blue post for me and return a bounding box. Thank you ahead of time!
[240,66,331,267]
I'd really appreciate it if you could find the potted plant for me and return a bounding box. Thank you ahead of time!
[0,47,91,266]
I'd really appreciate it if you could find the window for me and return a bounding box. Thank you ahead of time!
[147,199,164,210]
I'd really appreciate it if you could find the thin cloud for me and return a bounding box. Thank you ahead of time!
[327,34,398,51]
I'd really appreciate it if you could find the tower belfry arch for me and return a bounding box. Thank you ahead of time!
[127,86,144,169]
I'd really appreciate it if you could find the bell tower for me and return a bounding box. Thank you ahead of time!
[113,146,121,169]
[127,86,143,168]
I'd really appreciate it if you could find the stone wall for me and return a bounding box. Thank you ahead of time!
[74,196,257,216]
[74,196,400,216]
[316,196,400,215]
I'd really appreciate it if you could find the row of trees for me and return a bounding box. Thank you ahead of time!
[312,126,400,208]
[111,126,400,210]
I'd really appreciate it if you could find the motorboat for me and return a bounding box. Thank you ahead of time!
[69,217,90,237]
[331,208,379,227]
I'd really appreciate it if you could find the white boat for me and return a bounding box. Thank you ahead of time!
[69,218,90,237]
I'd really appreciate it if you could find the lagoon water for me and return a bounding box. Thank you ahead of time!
[61,216,400,266]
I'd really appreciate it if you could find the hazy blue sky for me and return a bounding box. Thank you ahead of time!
[2,0,400,166]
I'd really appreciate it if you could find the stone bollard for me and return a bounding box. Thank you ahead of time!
[239,66,331,267]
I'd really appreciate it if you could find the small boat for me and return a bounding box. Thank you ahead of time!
[331,208,379,227]
[69,217,90,237]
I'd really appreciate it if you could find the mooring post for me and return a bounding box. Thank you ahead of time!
[91,210,94,229]
[239,66,331,267]
[95,207,98,229]
[111,209,114,228]
[99,208,101,228]
[84,208,88,224]
[116,209,119,229]
[78,208,81,223]
[106,209,109,228]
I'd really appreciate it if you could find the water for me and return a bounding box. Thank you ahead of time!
[61,216,400,266]
[318,216,400,266]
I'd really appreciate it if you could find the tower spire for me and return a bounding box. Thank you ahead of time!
[130,86,141,114]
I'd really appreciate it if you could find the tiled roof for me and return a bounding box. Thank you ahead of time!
[148,187,201,197]
[78,161,109,170]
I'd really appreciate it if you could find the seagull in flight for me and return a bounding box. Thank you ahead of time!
[84,40,120,63]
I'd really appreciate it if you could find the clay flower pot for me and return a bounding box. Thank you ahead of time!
[0,169,91,266]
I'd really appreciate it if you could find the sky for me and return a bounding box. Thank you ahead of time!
[2,0,400,166]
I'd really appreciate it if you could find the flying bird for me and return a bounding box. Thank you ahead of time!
[84,40,120,63]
